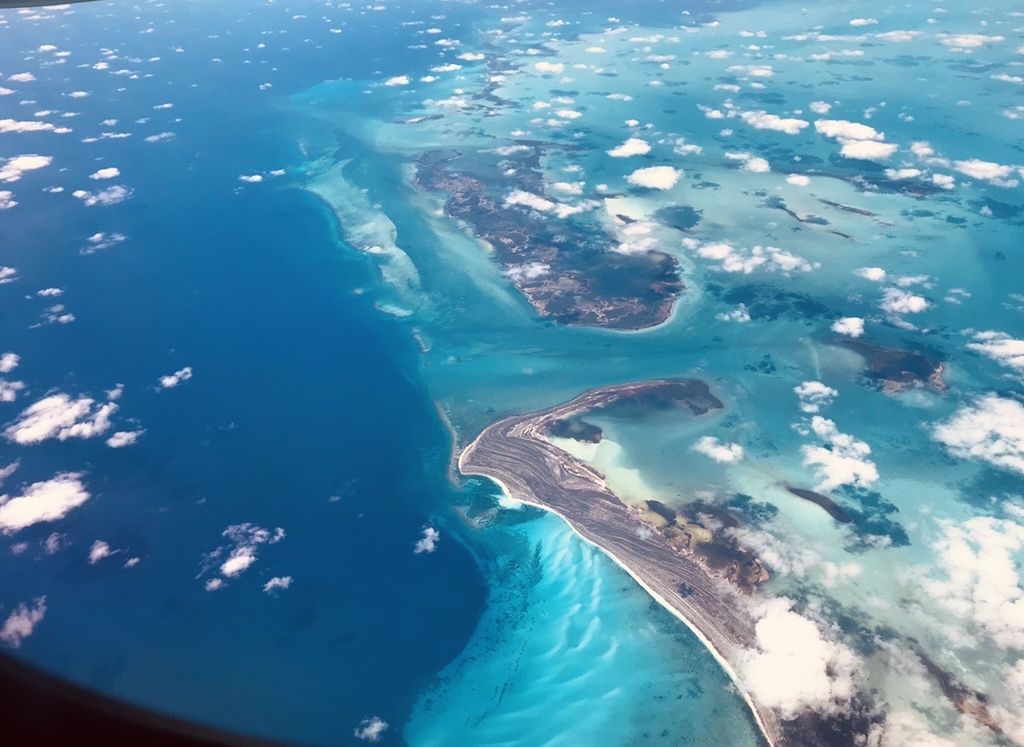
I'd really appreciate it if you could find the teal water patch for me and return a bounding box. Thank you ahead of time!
[407,508,762,747]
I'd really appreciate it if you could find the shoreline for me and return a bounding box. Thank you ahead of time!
[457,379,783,747]
[462,461,777,747]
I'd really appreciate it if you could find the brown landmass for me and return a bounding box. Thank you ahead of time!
[415,149,683,330]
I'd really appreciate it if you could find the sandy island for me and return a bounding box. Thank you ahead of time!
[459,378,785,747]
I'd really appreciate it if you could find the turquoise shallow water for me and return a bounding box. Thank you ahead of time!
[3,0,1024,744]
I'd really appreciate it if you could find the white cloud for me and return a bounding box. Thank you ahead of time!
[0,191,15,210]
[953,159,1019,188]
[506,262,550,283]
[0,597,46,648]
[737,598,859,718]
[221,548,256,577]
[534,61,564,74]
[801,416,878,491]
[727,64,775,78]
[855,266,887,282]
[72,185,132,207]
[739,110,809,135]
[239,174,263,183]
[0,473,90,533]
[263,576,292,593]
[158,366,192,389]
[89,167,119,180]
[692,436,744,463]
[354,717,388,742]
[933,395,1024,475]
[88,540,111,565]
[0,119,70,135]
[384,75,410,86]
[0,380,25,402]
[786,174,810,186]
[809,101,831,115]
[106,429,143,448]
[794,381,837,414]
[414,526,440,554]
[875,31,920,43]
[814,119,883,141]
[0,353,18,374]
[204,523,285,584]
[715,304,750,323]
[938,33,1004,50]
[880,287,929,314]
[607,137,650,158]
[840,140,898,161]
[923,516,1024,649]
[968,331,1024,375]
[7,73,35,83]
[849,18,878,27]
[831,317,864,338]
[4,393,117,445]
[687,240,815,275]
[626,166,681,190]
[0,155,53,183]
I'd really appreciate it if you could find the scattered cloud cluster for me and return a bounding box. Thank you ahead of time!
[933,395,1024,475]
[4,393,117,445]
[738,598,859,718]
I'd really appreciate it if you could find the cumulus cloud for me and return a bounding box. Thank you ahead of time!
[0,155,53,183]
[968,331,1024,375]
[607,137,650,158]
[106,429,143,448]
[794,381,837,414]
[354,716,388,742]
[0,191,15,210]
[725,152,770,173]
[89,167,119,180]
[0,353,18,374]
[88,540,112,565]
[384,75,410,87]
[840,140,898,161]
[534,61,564,74]
[158,366,192,389]
[716,304,750,323]
[4,393,116,445]
[737,598,859,718]
[692,436,744,463]
[0,473,90,533]
[786,174,810,186]
[72,185,132,207]
[739,110,809,135]
[414,526,440,554]
[504,190,591,219]
[686,240,816,275]
[831,317,865,338]
[627,166,682,189]
[202,523,285,585]
[0,597,46,648]
[938,33,1004,50]
[933,395,1024,475]
[0,119,71,135]
[856,266,887,282]
[923,516,1024,649]
[814,119,883,141]
[802,416,878,491]
[880,288,929,315]
[953,159,1019,188]
[263,576,292,593]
